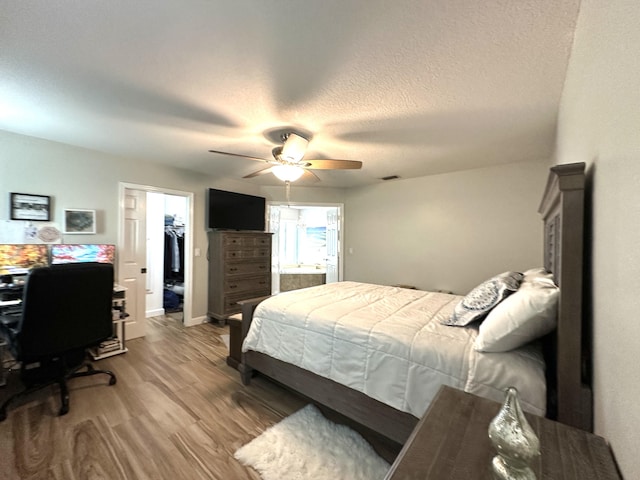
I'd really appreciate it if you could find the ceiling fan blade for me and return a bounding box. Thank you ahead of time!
[303,159,363,170]
[243,167,275,178]
[301,169,321,183]
[208,149,269,162]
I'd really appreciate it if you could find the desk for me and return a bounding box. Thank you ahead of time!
[0,336,6,387]
[0,296,22,387]
[385,386,621,479]
[0,283,25,302]
[0,284,128,368]
[89,284,128,359]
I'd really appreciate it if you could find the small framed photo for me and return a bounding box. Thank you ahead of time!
[10,192,51,221]
[64,209,96,234]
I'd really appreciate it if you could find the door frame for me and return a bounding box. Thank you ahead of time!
[266,201,344,288]
[118,182,195,333]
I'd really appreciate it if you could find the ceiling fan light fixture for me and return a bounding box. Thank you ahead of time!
[273,164,305,182]
[280,133,309,162]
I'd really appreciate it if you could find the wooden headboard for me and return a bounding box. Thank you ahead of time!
[538,162,592,432]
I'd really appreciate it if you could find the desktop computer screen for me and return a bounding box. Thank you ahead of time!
[50,244,116,265]
[0,244,49,276]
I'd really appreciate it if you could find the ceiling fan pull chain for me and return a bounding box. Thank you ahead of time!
[285,180,291,206]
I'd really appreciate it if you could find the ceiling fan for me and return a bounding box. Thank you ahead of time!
[208,132,362,182]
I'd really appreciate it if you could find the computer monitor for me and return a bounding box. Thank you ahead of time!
[50,244,116,265]
[0,244,50,276]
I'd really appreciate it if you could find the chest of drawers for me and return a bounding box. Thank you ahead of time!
[207,231,272,322]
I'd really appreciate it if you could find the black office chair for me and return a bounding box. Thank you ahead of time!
[0,262,117,421]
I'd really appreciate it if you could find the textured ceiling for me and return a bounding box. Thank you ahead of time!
[0,0,581,187]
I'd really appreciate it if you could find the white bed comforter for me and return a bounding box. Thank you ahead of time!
[242,281,546,417]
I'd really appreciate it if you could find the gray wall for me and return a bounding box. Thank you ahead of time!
[344,161,548,294]
[0,130,547,318]
[555,0,640,477]
[0,131,261,320]
[0,130,344,320]
[0,130,548,315]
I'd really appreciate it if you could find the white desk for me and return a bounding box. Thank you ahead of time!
[89,285,128,360]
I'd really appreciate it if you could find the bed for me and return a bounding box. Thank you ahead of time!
[232,162,592,444]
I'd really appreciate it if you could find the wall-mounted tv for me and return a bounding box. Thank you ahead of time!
[0,244,49,275]
[50,244,116,265]
[207,188,266,231]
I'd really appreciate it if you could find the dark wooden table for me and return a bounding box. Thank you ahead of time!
[385,385,621,479]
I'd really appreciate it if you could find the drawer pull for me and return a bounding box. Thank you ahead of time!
[229,267,238,272]
[229,284,238,289]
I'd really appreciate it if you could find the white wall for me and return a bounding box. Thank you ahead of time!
[0,130,276,321]
[555,0,640,476]
[260,184,345,204]
[164,194,187,227]
[146,191,165,317]
[1,129,548,307]
[343,161,548,294]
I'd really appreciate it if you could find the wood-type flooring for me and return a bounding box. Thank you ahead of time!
[0,314,308,479]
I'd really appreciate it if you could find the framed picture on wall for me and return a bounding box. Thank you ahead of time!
[63,209,96,234]
[10,192,51,221]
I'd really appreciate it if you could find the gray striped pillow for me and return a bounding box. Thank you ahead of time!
[442,271,523,326]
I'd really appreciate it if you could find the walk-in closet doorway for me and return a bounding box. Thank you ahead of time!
[146,192,188,320]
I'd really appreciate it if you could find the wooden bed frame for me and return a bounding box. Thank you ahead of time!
[232,162,592,445]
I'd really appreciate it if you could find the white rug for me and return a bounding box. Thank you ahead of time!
[234,404,390,480]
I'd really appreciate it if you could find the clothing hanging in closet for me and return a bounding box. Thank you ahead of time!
[164,226,184,283]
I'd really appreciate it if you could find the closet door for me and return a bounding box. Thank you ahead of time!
[119,188,147,339]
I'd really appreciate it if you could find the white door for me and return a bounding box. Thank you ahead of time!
[325,208,339,284]
[119,188,147,339]
[268,205,281,294]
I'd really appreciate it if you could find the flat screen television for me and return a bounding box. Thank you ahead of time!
[0,244,49,275]
[207,188,266,231]
[50,244,116,265]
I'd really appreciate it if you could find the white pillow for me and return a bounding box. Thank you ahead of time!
[523,267,555,284]
[474,279,559,352]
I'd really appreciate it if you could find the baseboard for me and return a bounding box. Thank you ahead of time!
[184,315,207,327]
[146,308,165,318]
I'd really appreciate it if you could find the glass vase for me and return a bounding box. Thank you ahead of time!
[488,387,541,480]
